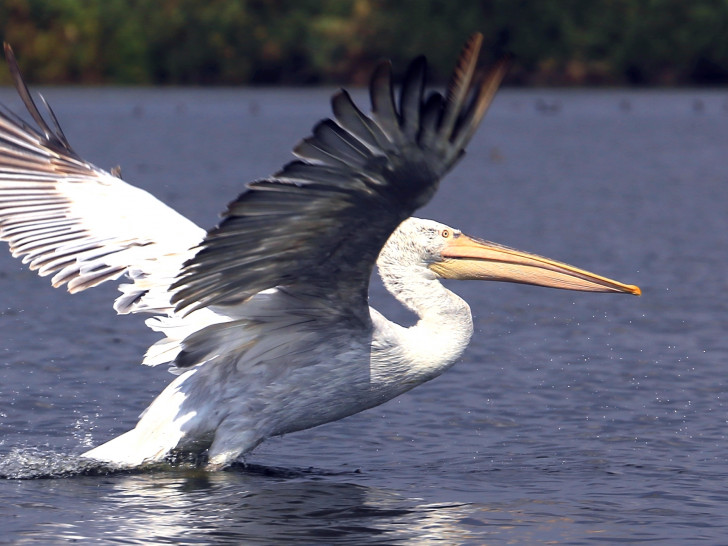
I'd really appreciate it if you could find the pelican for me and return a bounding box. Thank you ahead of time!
[0,35,639,469]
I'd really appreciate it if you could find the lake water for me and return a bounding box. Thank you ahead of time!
[0,85,727,543]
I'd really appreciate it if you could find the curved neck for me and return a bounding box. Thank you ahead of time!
[375,261,474,383]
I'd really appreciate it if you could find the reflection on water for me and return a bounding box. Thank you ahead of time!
[3,461,522,544]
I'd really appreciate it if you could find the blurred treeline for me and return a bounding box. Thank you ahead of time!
[1,0,728,86]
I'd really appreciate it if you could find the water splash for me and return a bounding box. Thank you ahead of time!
[0,447,120,479]
[0,446,342,480]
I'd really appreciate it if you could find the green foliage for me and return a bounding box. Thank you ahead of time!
[0,0,727,85]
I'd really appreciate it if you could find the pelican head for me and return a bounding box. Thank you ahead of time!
[382,218,640,296]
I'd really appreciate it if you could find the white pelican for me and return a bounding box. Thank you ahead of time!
[0,35,639,469]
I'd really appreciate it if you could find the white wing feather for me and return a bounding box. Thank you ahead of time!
[0,79,210,367]
[0,119,205,308]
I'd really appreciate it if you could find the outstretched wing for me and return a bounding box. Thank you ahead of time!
[0,44,205,315]
[172,33,507,318]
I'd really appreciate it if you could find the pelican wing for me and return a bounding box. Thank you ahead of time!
[0,44,205,315]
[172,33,507,318]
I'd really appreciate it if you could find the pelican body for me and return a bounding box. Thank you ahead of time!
[0,35,639,469]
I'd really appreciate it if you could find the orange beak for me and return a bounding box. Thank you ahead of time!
[429,233,640,295]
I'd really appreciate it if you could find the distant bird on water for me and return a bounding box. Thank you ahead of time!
[0,35,640,469]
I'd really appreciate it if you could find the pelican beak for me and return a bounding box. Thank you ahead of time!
[429,233,641,295]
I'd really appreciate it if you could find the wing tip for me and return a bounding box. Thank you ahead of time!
[2,41,76,154]
[3,42,14,62]
[450,52,511,151]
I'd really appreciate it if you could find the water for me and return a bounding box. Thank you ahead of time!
[1,86,727,543]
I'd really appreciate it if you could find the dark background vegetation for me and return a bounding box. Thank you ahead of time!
[1,0,727,86]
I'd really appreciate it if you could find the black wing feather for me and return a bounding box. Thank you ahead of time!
[331,90,392,153]
[3,44,74,154]
[398,56,426,138]
[171,33,507,317]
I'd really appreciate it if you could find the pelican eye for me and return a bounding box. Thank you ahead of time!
[441,229,451,239]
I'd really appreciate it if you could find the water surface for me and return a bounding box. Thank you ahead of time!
[1,86,727,543]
